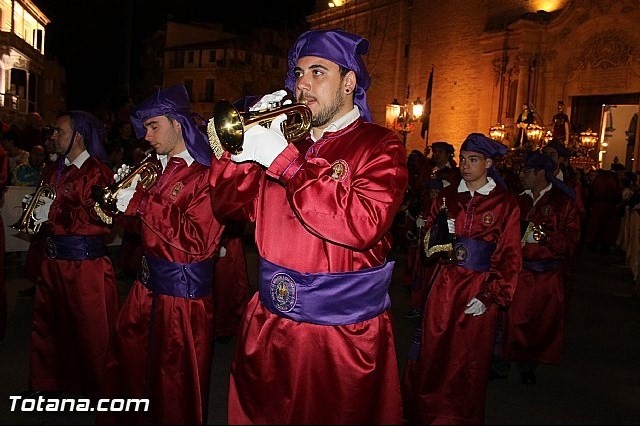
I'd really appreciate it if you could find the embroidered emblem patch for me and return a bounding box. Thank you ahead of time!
[330,160,349,182]
[454,243,469,264]
[63,183,73,194]
[482,211,494,225]
[46,237,57,259]
[140,256,150,284]
[270,273,297,312]
[542,205,551,216]
[170,182,184,200]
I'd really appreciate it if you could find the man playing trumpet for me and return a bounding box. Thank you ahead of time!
[26,110,118,400]
[209,29,408,424]
[98,84,224,425]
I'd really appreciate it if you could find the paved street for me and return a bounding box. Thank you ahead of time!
[1,240,639,425]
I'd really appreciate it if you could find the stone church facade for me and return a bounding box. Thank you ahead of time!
[308,0,640,165]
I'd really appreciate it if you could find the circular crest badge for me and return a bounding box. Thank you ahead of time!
[541,205,551,216]
[170,182,184,201]
[270,273,297,312]
[482,211,494,225]
[330,160,349,182]
[454,243,469,264]
[46,237,57,259]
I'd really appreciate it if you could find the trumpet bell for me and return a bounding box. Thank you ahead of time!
[10,184,56,236]
[212,100,245,156]
[207,99,312,160]
[91,152,160,224]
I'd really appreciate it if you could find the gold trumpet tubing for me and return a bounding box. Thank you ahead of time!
[207,100,312,160]
[92,154,160,224]
[11,184,56,235]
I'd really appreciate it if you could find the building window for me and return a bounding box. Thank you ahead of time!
[184,79,194,99]
[208,50,216,63]
[175,51,185,68]
[187,51,195,64]
[204,79,215,102]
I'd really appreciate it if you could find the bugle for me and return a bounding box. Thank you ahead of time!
[206,97,312,159]
[92,150,161,224]
[10,184,56,235]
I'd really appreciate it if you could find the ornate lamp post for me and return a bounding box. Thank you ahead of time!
[489,124,506,143]
[385,95,424,146]
[579,128,598,149]
[525,122,544,149]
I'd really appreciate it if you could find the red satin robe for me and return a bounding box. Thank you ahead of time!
[504,186,580,364]
[209,118,408,425]
[403,184,522,425]
[28,157,119,398]
[100,157,224,425]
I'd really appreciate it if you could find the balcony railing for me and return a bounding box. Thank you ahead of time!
[0,93,28,113]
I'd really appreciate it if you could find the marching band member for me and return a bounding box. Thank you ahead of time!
[27,110,118,399]
[99,85,224,425]
[209,29,408,424]
[402,133,522,425]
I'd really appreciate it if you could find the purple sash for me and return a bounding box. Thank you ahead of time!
[45,235,106,260]
[139,254,214,299]
[523,259,558,272]
[453,237,496,272]
[258,257,393,325]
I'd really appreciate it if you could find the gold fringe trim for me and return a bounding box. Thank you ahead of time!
[94,202,113,225]
[423,231,453,258]
[207,117,224,160]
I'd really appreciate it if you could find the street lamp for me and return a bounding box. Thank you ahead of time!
[579,128,598,148]
[525,122,545,149]
[385,96,424,146]
[489,124,506,143]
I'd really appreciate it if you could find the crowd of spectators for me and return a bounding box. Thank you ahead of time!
[0,109,150,188]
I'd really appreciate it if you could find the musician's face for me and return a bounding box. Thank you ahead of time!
[142,115,186,157]
[542,147,561,170]
[294,56,355,131]
[459,150,492,186]
[432,148,449,167]
[519,167,538,190]
[51,115,77,155]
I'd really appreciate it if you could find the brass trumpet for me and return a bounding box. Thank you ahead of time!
[11,184,56,235]
[207,99,312,159]
[531,223,547,242]
[92,150,161,224]
[521,221,547,246]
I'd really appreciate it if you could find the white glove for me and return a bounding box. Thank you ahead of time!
[22,193,33,208]
[116,174,141,213]
[219,246,227,258]
[416,215,426,230]
[447,218,456,234]
[113,164,132,183]
[249,89,291,112]
[231,113,288,168]
[464,297,487,316]
[33,195,54,224]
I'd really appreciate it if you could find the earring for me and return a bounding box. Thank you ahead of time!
[345,88,351,94]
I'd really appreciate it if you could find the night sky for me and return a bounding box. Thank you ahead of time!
[34,0,315,112]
